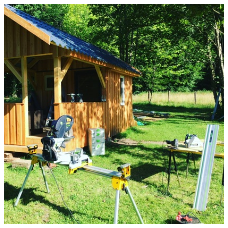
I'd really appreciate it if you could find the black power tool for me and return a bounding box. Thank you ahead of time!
[166,139,178,148]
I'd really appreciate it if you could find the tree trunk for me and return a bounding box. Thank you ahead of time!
[148,90,152,103]
[214,22,224,111]
[207,42,220,108]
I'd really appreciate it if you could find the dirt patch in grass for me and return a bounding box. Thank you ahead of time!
[134,115,169,122]
[112,138,164,146]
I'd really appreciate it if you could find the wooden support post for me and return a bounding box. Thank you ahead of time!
[21,56,29,138]
[54,56,62,103]
[95,65,106,88]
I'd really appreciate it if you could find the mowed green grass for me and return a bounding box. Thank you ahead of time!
[4,91,224,224]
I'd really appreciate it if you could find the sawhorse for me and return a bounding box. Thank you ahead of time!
[14,145,144,224]
[166,142,224,192]
[69,164,144,224]
[14,145,50,207]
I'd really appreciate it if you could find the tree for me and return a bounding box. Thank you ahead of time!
[62,4,93,41]
[12,4,69,31]
[89,4,207,101]
[89,4,224,110]
[172,4,224,111]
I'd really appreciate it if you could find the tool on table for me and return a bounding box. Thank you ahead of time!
[67,93,83,102]
[166,139,178,148]
[67,93,76,102]
[184,134,203,148]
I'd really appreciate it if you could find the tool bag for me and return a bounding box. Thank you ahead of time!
[41,136,57,161]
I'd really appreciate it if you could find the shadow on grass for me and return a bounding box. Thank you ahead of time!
[4,182,110,224]
[106,142,201,169]
[131,163,164,182]
[133,102,223,122]
[4,181,76,216]
[104,142,201,194]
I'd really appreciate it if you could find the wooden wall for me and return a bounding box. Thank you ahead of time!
[4,65,136,149]
[4,16,53,58]
[4,15,137,151]
[55,69,136,149]
[4,103,25,145]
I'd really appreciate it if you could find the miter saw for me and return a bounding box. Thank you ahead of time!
[184,134,203,148]
[41,115,91,166]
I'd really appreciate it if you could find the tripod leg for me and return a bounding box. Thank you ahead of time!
[125,187,144,224]
[14,164,33,207]
[114,190,120,224]
[192,153,197,174]
[186,153,190,178]
[167,151,172,192]
[39,162,50,193]
[172,153,180,186]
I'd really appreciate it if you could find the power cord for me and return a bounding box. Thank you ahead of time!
[47,163,80,224]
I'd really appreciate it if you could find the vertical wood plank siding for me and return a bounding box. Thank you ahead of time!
[55,71,136,149]
[4,16,54,58]
[4,103,25,145]
[4,76,136,149]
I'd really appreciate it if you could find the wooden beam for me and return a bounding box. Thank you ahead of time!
[11,58,21,66]
[69,50,141,78]
[60,57,73,81]
[21,56,29,139]
[54,57,62,106]
[27,58,39,69]
[14,66,36,75]
[4,59,22,83]
[4,6,50,45]
[5,58,37,89]
[27,74,37,90]
[28,55,53,68]
[95,65,106,88]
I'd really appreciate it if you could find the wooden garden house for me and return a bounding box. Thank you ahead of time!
[4,4,141,153]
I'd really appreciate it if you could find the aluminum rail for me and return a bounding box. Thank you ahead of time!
[83,165,122,178]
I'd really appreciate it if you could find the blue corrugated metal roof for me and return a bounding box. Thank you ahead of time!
[5,4,140,75]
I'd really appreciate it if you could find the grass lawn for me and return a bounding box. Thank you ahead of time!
[4,91,224,224]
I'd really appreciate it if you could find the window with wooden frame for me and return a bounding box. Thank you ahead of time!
[120,76,125,105]
[45,75,54,91]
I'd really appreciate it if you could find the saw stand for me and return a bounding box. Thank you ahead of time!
[14,145,144,224]
[14,145,50,207]
[69,163,144,224]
